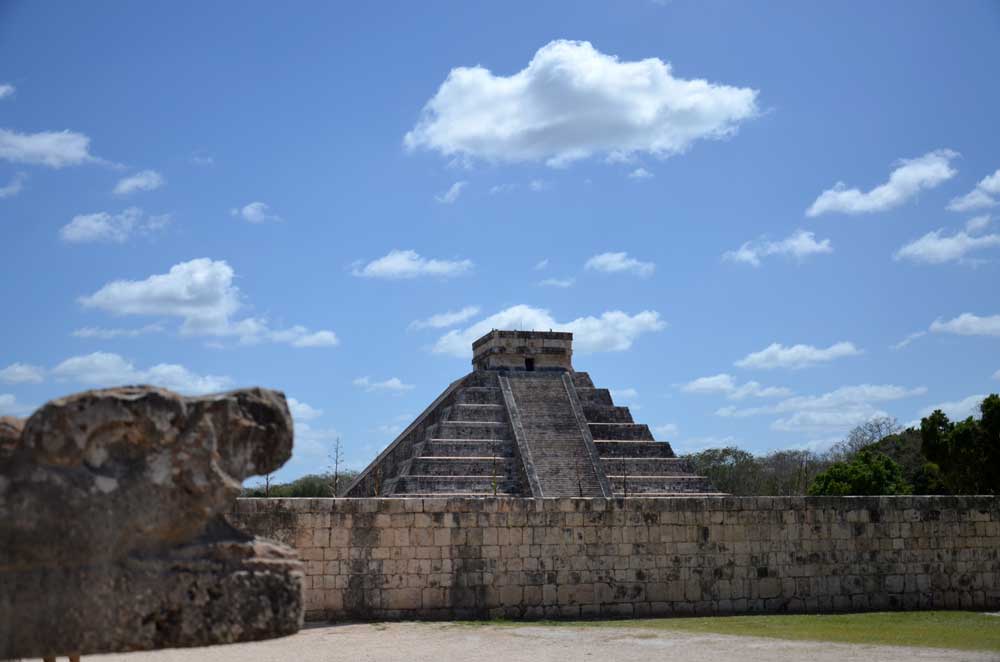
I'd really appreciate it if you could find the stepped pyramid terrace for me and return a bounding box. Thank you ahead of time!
[345,330,721,497]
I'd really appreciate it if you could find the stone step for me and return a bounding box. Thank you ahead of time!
[444,403,507,423]
[410,456,516,477]
[463,372,501,388]
[571,372,595,388]
[588,422,655,441]
[594,440,675,458]
[455,387,503,405]
[432,420,511,440]
[574,388,613,406]
[607,475,715,494]
[422,439,515,457]
[394,475,517,495]
[581,404,634,423]
[599,457,693,476]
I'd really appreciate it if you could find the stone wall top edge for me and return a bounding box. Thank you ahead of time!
[235,495,1000,514]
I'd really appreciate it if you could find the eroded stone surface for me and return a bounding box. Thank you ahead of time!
[0,386,305,658]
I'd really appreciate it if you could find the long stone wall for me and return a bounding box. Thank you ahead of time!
[231,496,1000,621]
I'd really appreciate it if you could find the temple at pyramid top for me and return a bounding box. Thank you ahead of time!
[345,330,720,498]
[472,330,574,372]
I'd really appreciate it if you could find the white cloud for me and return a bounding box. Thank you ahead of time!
[0,128,99,168]
[59,207,171,243]
[672,435,738,454]
[993,368,1000,381]
[113,170,165,196]
[231,201,283,223]
[0,171,26,198]
[529,179,550,192]
[51,352,232,395]
[893,225,1000,265]
[806,149,958,217]
[490,183,517,195]
[723,229,833,267]
[534,259,549,270]
[718,383,925,434]
[681,373,790,399]
[404,39,759,167]
[287,397,323,421]
[947,168,1000,212]
[539,277,575,288]
[585,252,655,277]
[432,304,665,357]
[929,313,1000,337]
[628,167,653,180]
[0,84,14,99]
[966,215,992,234]
[435,181,467,204]
[918,393,987,421]
[410,306,481,330]
[78,258,337,347]
[0,363,45,384]
[353,376,414,393]
[890,330,925,351]
[72,323,165,339]
[352,249,473,279]
[735,341,861,370]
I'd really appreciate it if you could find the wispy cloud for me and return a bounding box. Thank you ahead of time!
[735,341,861,370]
[628,167,653,180]
[114,170,165,196]
[947,168,1000,212]
[806,149,958,216]
[723,229,832,267]
[890,330,926,351]
[230,201,283,223]
[681,373,791,399]
[352,249,473,279]
[435,181,467,204]
[0,172,26,198]
[585,252,655,277]
[353,376,414,393]
[538,277,575,288]
[59,208,171,243]
[0,362,45,384]
[0,84,14,100]
[410,306,481,330]
[893,216,999,265]
[929,313,1000,337]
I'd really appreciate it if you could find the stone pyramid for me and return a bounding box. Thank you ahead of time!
[345,330,721,497]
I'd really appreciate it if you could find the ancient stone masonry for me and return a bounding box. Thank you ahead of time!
[0,386,305,659]
[232,496,1000,621]
[345,330,718,498]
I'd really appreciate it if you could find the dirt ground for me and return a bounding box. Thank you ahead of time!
[78,621,1000,662]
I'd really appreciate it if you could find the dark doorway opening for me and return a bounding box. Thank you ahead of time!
[525,358,535,371]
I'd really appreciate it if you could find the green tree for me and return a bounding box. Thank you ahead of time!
[685,447,762,495]
[920,394,1000,495]
[807,449,911,496]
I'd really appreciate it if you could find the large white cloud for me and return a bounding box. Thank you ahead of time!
[585,252,655,277]
[60,208,171,243]
[432,304,665,357]
[735,341,861,370]
[806,149,958,217]
[929,313,1000,337]
[0,128,99,168]
[79,258,338,347]
[681,373,790,400]
[51,352,232,395]
[114,170,165,196]
[404,40,759,167]
[723,229,832,267]
[947,168,1000,212]
[352,249,473,279]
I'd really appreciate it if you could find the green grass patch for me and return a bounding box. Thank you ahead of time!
[460,611,1000,652]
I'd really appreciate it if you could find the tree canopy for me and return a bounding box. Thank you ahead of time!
[807,449,911,496]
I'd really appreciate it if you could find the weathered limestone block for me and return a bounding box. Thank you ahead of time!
[0,386,305,658]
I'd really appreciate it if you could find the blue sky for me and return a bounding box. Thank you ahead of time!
[2,1,998,481]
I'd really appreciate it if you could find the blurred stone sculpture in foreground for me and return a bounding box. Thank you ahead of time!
[0,386,304,658]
